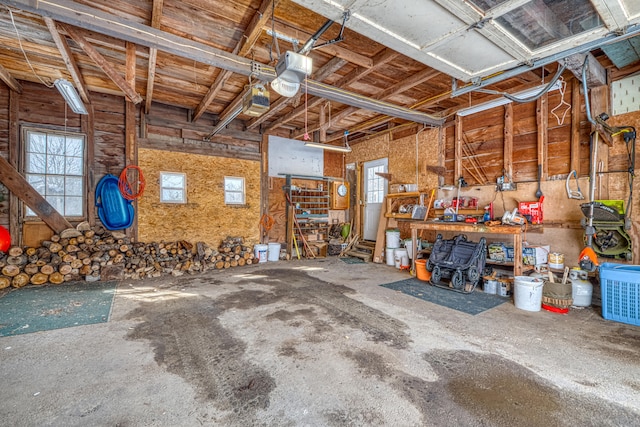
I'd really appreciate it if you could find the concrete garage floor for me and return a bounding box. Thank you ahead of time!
[1,258,639,426]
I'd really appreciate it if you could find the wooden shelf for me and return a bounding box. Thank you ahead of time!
[385,192,427,219]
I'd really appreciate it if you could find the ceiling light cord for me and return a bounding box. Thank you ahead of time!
[7,7,52,88]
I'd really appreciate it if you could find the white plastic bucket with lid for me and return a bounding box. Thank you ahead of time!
[514,276,544,311]
[403,238,421,259]
[385,247,396,266]
[394,248,409,269]
[254,244,268,263]
[386,229,401,249]
[267,243,281,262]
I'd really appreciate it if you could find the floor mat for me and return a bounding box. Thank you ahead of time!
[0,281,117,337]
[340,257,365,264]
[381,278,508,315]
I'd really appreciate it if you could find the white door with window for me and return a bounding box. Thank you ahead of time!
[363,158,388,241]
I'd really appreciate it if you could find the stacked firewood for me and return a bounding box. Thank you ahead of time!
[0,224,257,289]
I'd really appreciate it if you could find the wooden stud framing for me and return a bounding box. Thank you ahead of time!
[454,115,462,181]
[8,89,20,244]
[536,93,548,177]
[504,103,513,181]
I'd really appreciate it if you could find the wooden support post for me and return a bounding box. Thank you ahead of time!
[83,104,96,226]
[8,89,20,244]
[125,41,138,240]
[260,134,269,244]
[454,115,462,181]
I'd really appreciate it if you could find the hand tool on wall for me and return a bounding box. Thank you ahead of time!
[535,164,543,199]
[566,170,584,199]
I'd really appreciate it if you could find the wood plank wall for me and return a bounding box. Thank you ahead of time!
[444,75,591,186]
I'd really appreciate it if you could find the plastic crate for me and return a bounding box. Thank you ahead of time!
[600,263,640,326]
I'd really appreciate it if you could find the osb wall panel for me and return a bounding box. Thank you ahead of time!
[346,127,441,192]
[324,151,344,178]
[138,148,260,246]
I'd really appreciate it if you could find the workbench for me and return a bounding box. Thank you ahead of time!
[409,221,539,276]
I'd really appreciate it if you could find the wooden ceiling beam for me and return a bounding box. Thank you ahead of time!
[294,67,441,138]
[268,21,373,68]
[7,0,440,126]
[60,23,143,104]
[0,63,22,93]
[144,0,164,114]
[267,48,399,132]
[44,17,90,104]
[192,0,280,122]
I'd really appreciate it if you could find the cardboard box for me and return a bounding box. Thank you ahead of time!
[488,242,511,262]
[488,243,549,265]
[522,245,549,265]
[519,197,544,224]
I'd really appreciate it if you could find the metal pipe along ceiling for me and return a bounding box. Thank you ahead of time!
[5,0,444,127]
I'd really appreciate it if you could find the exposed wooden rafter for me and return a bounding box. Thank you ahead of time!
[0,62,22,93]
[267,48,400,132]
[144,0,164,114]
[60,23,143,104]
[44,18,90,104]
[192,0,280,122]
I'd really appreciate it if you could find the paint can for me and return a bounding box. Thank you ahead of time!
[484,279,498,294]
[254,244,268,263]
[549,252,564,270]
[497,278,512,297]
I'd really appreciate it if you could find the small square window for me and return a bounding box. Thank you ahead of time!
[160,172,186,203]
[224,177,245,205]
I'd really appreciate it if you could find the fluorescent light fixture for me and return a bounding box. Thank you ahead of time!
[457,81,562,117]
[304,141,351,153]
[271,51,312,97]
[53,78,88,115]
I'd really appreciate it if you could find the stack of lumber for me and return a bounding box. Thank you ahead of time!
[0,224,256,289]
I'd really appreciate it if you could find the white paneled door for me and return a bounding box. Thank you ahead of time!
[363,158,388,241]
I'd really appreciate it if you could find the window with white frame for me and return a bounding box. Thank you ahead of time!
[24,128,85,218]
[224,176,245,205]
[160,172,186,203]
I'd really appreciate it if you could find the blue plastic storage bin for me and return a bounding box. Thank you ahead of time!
[599,262,640,326]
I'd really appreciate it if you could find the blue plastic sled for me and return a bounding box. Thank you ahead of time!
[95,174,134,230]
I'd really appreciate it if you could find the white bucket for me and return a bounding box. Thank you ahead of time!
[403,238,421,259]
[514,276,544,311]
[484,279,498,294]
[254,244,268,263]
[386,229,401,249]
[267,243,281,262]
[385,247,396,266]
[394,248,409,269]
